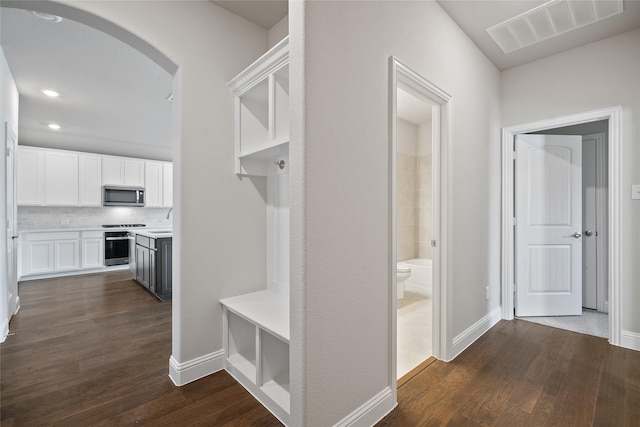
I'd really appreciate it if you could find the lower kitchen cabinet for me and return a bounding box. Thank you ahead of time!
[135,234,171,301]
[20,230,105,278]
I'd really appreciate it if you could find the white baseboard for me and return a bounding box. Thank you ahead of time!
[621,330,640,351]
[404,283,431,297]
[452,306,502,360]
[19,265,129,282]
[333,387,396,427]
[168,349,225,386]
[0,319,8,343]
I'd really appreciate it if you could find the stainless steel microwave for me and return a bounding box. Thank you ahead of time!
[103,186,145,207]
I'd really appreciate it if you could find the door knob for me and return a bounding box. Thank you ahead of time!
[572,232,582,238]
[584,230,593,237]
[11,235,18,239]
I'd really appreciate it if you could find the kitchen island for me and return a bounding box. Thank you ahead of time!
[131,229,172,301]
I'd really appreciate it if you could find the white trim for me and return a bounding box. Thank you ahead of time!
[19,264,129,281]
[451,307,502,359]
[168,350,225,386]
[333,387,396,427]
[621,330,640,351]
[501,106,622,348]
[0,319,8,343]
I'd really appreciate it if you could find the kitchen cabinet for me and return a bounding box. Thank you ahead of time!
[22,231,81,276]
[144,161,163,207]
[81,231,104,269]
[102,157,145,187]
[79,154,102,206]
[45,151,79,206]
[145,161,173,208]
[135,233,172,301]
[17,146,46,206]
[162,163,173,207]
[228,36,289,176]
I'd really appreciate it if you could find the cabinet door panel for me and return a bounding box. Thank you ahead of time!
[45,152,79,206]
[124,160,145,187]
[162,163,173,207]
[17,147,45,206]
[24,241,54,274]
[79,155,103,206]
[144,162,163,207]
[82,238,104,269]
[55,240,80,271]
[102,158,124,185]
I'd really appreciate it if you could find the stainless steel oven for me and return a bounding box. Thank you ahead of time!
[104,231,130,266]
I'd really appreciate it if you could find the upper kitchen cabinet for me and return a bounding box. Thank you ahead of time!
[79,154,103,207]
[228,37,289,176]
[45,151,79,206]
[102,157,145,187]
[17,146,46,206]
[145,161,173,208]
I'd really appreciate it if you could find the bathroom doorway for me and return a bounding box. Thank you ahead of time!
[390,57,452,383]
[395,88,436,379]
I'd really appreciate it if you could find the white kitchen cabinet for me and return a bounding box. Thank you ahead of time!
[22,231,82,276]
[45,151,79,206]
[144,161,163,207]
[54,239,81,271]
[228,36,289,176]
[102,157,145,187]
[81,231,104,269]
[79,154,103,206]
[162,163,173,207]
[17,146,46,206]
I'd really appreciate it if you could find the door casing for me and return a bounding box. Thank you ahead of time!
[501,106,622,346]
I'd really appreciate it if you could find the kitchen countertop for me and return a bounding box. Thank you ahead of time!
[134,229,173,238]
[19,226,172,235]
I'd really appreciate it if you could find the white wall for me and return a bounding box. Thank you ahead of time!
[290,1,501,424]
[0,45,19,340]
[502,28,640,340]
[37,1,270,369]
[268,14,288,48]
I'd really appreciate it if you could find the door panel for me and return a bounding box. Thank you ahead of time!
[516,134,582,317]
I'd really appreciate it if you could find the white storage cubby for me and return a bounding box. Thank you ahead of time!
[228,36,289,176]
[221,290,290,425]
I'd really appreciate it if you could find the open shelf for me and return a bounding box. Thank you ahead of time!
[228,37,289,176]
[221,289,289,342]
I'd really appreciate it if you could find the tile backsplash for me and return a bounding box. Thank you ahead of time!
[18,206,173,230]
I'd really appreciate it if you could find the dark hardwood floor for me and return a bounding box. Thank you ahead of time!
[2,272,639,426]
[0,272,278,426]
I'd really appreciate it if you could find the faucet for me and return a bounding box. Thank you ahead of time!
[166,207,173,219]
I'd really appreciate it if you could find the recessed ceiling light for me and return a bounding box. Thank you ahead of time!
[31,11,63,23]
[48,123,61,130]
[41,89,60,98]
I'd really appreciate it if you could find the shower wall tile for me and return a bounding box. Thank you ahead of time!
[417,154,432,259]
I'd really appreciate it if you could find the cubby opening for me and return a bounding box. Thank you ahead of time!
[227,311,257,382]
[239,79,269,156]
[273,66,289,144]
[260,330,290,413]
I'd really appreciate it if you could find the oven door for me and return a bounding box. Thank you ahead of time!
[105,233,130,266]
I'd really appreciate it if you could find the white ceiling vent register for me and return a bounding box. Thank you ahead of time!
[487,0,623,54]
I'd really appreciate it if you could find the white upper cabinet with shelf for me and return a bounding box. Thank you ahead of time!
[102,157,145,187]
[228,36,289,176]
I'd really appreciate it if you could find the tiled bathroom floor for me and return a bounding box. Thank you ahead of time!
[397,291,432,379]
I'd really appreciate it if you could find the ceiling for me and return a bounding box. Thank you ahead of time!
[2,1,639,162]
[0,7,173,160]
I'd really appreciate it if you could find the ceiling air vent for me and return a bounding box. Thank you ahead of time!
[487,0,623,54]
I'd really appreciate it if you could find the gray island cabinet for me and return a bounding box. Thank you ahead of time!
[134,233,172,301]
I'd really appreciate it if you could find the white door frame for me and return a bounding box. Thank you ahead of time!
[501,106,621,346]
[389,56,453,397]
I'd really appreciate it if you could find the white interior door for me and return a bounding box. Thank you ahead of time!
[515,134,582,317]
[6,123,18,317]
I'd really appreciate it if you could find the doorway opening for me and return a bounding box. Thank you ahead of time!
[389,56,453,393]
[501,107,622,346]
[514,121,608,338]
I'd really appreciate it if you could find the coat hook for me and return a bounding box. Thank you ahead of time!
[274,160,285,170]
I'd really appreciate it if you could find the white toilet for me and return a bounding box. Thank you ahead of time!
[396,263,412,299]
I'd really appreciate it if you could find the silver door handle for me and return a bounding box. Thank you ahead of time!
[585,230,593,237]
[572,232,582,238]
[11,235,18,239]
